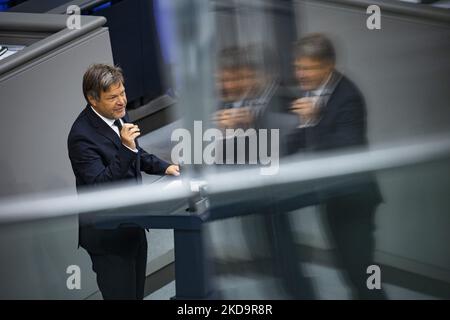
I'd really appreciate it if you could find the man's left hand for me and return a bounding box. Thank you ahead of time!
[165,165,180,176]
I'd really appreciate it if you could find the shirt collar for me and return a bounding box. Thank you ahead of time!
[90,106,120,127]
[312,71,333,96]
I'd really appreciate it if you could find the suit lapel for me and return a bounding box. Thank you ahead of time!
[319,71,343,109]
[86,106,142,182]
[85,105,122,148]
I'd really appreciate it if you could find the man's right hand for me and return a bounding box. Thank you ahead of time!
[120,123,141,150]
[214,107,254,129]
[290,97,318,123]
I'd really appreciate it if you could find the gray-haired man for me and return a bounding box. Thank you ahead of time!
[68,64,179,299]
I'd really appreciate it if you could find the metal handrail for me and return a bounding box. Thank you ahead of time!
[1,134,449,223]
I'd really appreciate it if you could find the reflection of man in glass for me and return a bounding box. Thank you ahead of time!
[289,34,386,299]
[210,46,316,299]
[214,47,261,131]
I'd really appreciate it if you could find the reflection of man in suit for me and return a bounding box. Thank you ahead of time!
[68,64,179,299]
[213,46,283,163]
[288,34,386,299]
[211,46,315,299]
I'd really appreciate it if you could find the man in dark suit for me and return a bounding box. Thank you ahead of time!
[68,64,179,300]
[287,34,386,299]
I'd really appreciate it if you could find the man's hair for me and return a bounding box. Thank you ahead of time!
[82,64,124,103]
[217,44,278,77]
[293,33,336,64]
[218,46,258,71]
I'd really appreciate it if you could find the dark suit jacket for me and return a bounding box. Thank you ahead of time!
[286,73,382,205]
[67,105,170,251]
[286,73,366,152]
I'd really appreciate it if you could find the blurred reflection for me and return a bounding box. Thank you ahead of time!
[207,43,316,299]
[213,46,259,131]
[212,44,294,163]
[276,33,386,299]
[208,33,389,299]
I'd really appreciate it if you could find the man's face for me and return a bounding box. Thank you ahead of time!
[294,57,334,91]
[89,82,127,120]
[217,67,258,103]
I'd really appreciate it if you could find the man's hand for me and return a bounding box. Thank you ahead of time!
[290,97,318,124]
[120,123,141,150]
[214,109,235,129]
[234,107,253,128]
[214,107,254,129]
[165,164,180,176]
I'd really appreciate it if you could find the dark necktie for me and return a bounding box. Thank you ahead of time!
[114,119,142,183]
[113,119,123,134]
